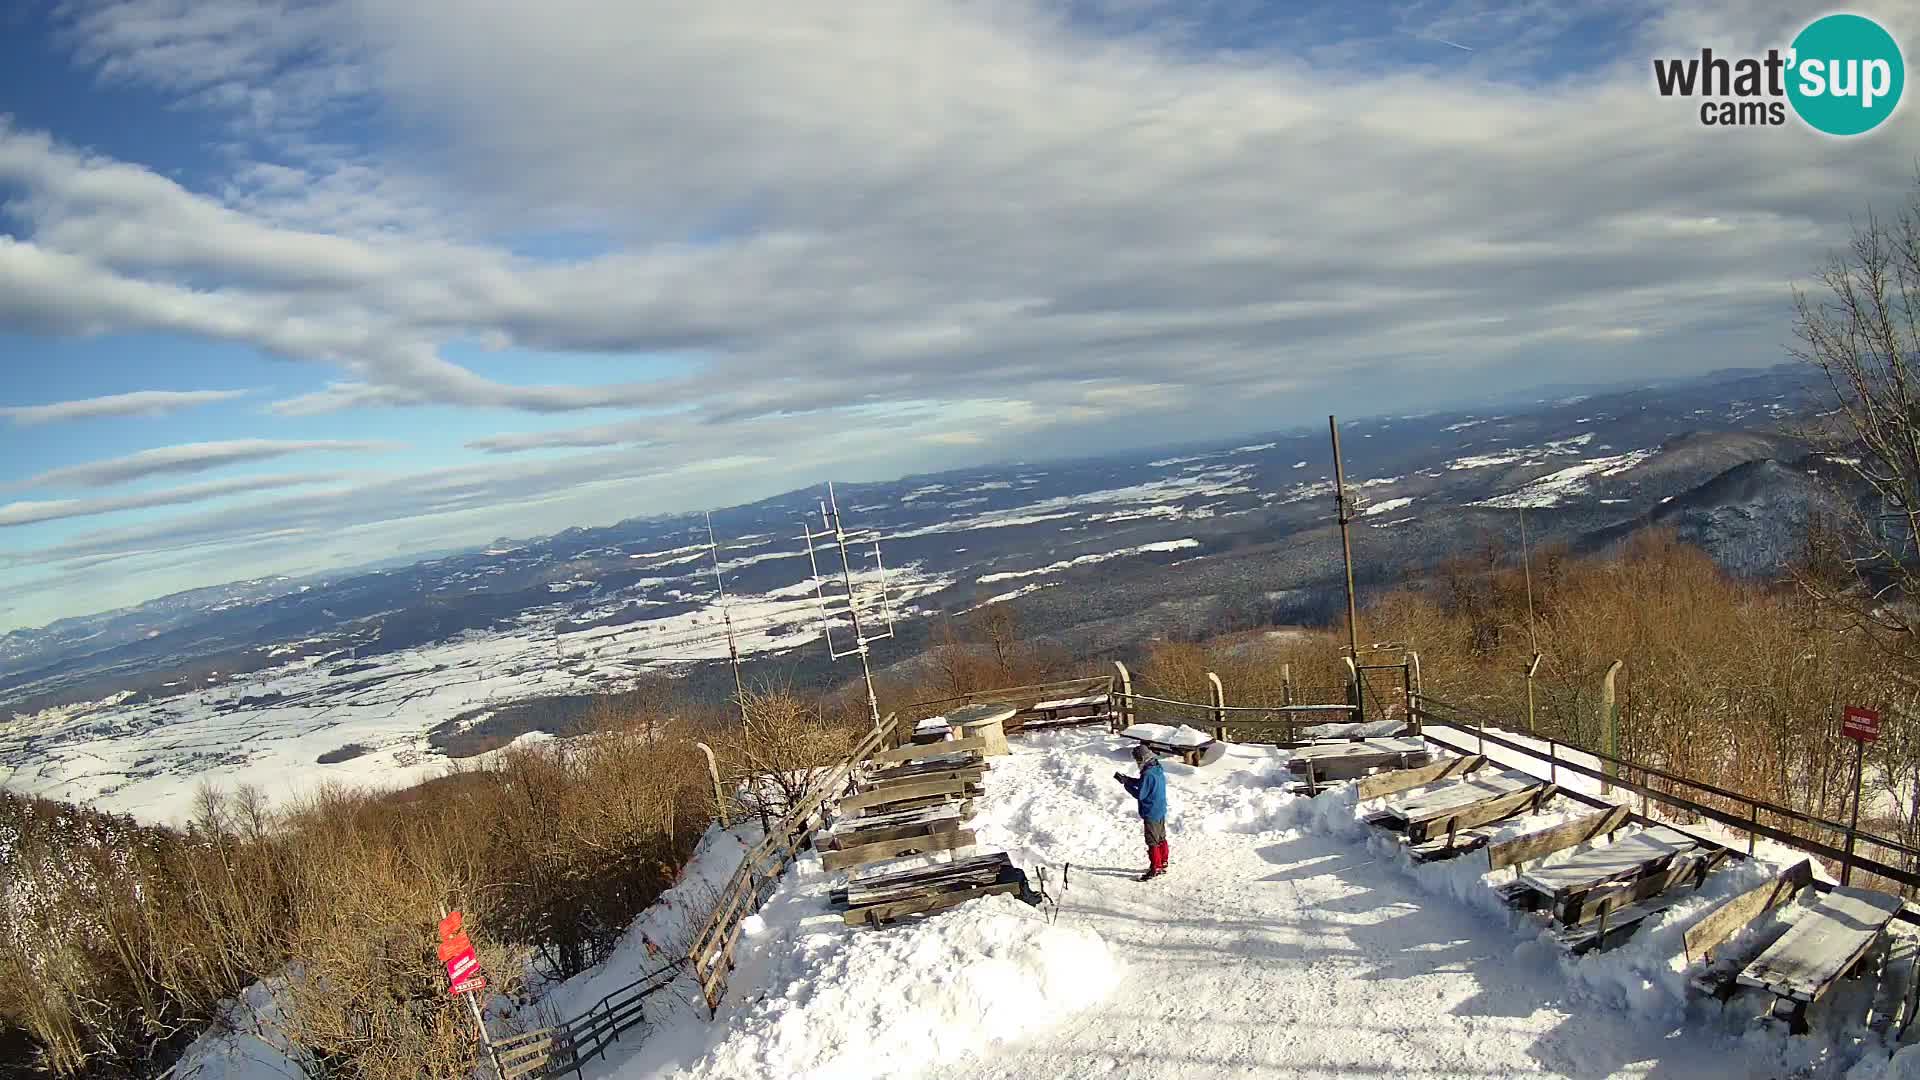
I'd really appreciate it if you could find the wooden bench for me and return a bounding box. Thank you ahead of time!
[1374,769,1550,848]
[1547,846,1730,953]
[834,853,1033,927]
[1012,693,1115,732]
[1503,825,1706,922]
[1684,859,1813,1000]
[839,777,984,816]
[1738,886,1904,1034]
[1288,737,1430,789]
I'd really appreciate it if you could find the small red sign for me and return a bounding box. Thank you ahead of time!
[1844,706,1882,742]
[438,911,485,996]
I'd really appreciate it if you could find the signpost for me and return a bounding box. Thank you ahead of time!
[1841,706,1881,886]
[439,909,500,1074]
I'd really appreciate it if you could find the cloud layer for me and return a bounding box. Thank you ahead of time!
[3,0,1919,628]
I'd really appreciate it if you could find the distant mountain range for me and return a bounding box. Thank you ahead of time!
[0,362,1869,821]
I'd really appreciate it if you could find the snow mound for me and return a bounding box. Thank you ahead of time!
[677,895,1114,1080]
[1119,722,1213,747]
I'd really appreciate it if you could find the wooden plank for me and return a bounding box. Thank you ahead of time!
[843,864,1014,907]
[1385,770,1537,825]
[1554,891,1688,954]
[1517,826,1697,900]
[1410,783,1555,846]
[826,816,959,853]
[845,851,1011,892]
[872,737,988,764]
[845,786,983,818]
[1357,754,1486,801]
[1682,859,1813,964]
[826,813,963,851]
[1559,848,1725,926]
[1488,804,1632,874]
[845,878,1025,926]
[859,766,986,792]
[821,828,976,872]
[865,754,986,782]
[1407,828,1492,862]
[839,777,978,812]
[1291,737,1427,764]
[1739,887,1904,1003]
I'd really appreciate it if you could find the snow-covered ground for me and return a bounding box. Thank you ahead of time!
[492,728,1920,1079]
[0,564,948,824]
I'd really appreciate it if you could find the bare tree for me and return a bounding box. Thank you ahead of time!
[1792,181,1920,678]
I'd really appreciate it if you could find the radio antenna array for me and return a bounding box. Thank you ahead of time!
[802,481,894,729]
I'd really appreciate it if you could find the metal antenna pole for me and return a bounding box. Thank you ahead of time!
[1329,416,1361,661]
[706,512,750,727]
[1520,508,1542,734]
[825,483,884,730]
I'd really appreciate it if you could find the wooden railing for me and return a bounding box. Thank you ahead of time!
[686,712,903,1015]
[493,958,680,1079]
[1413,694,1920,898]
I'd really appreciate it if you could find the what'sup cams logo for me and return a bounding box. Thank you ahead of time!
[1653,13,1904,135]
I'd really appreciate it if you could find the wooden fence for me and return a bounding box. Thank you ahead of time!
[1414,694,1920,901]
[687,712,904,1015]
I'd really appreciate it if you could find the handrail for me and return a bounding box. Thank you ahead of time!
[1414,694,1920,862]
[1117,691,1355,715]
[687,712,902,1016]
[1414,698,1920,891]
[896,675,1112,714]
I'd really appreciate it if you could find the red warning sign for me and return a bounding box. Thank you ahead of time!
[438,911,485,996]
[1843,705,1881,743]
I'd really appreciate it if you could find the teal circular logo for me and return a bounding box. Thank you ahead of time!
[1788,14,1905,136]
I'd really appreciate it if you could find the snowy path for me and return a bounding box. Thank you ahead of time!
[583,728,1916,1080]
[945,732,1776,1080]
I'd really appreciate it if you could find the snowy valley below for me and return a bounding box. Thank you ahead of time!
[0,365,1861,824]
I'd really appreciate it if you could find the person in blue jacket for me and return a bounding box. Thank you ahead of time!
[1115,744,1169,880]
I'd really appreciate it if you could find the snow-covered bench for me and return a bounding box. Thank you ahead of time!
[1738,886,1904,1033]
[1120,723,1223,767]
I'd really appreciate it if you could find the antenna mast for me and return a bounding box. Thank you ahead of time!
[706,512,750,727]
[803,482,895,730]
[1329,416,1361,660]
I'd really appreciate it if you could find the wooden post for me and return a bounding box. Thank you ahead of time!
[1404,651,1422,736]
[1599,660,1623,795]
[1112,661,1134,733]
[1207,672,1226,743]
[1749,802,1759,856]
[1344,655,1363,726]
[695,742,730,829]
[1282,662,1295,706]
[1844,736,1865,886]
[1548,740,1557,786]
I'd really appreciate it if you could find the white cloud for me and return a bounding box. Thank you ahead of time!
[2,0,1918,624]
[23,439,401,488]
[0,473,341,526]
[0,389,250,424]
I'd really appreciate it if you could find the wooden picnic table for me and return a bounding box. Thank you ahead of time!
[1738,886,1905,1029]
[1515,825,1696,903]
[1288,738,1429,783]
[1119,724,1220,766]
[1015,693,1115,731]
[1382,769,1536,826]
[947,704,1015,756]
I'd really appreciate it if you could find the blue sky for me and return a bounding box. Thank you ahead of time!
[0,0,1916,632]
